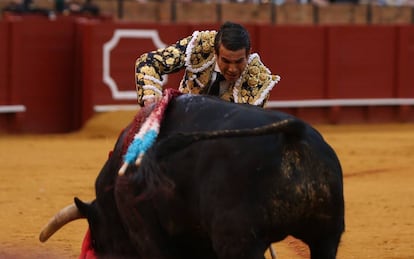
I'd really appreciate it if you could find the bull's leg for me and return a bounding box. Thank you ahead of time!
[209,215,268,259]
[211,232,267,259]
[308,235,341,259]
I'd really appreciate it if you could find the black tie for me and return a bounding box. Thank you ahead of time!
[208,73,225,96]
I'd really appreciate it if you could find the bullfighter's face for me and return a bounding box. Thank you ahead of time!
[216,44,249,83]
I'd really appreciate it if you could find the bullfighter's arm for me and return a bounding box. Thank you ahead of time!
[135,36,191,106]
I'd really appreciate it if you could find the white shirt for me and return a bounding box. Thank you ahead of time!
[212,63,231,97]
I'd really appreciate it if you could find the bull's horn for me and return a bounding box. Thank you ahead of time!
[39,203,85,242]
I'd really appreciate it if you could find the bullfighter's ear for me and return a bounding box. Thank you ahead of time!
[74,197,93,217]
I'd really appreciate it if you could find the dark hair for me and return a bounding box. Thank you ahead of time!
[214,21,251,55]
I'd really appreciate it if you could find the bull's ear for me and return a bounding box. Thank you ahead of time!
[74,197,93,218]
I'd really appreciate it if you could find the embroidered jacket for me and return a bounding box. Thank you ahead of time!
[135,30,280,107]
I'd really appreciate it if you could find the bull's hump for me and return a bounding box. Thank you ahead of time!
[174,94,264,115]
[175,94,222,107]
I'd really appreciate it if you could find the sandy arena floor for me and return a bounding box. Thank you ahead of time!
[0,111,413,259]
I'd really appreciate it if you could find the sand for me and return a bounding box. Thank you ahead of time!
[1,111,413,258]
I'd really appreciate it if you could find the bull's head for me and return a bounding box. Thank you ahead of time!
[39,124,140,257]
[39,196,138,257]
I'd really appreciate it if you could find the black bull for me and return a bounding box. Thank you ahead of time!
[39,94,345,259]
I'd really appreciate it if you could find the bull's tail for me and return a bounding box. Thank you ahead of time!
[155,118,305,158]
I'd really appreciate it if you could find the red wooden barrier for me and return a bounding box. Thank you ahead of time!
[327,26,397,99]
[396,26,414,121]
[0,21,15,132]
[0,22,9,105]
[326,26,398,123]
[256,25,330,123]
[397,26,414,98]
[257,25,327,101]
[6,17,81,133]
[0,20,26,132]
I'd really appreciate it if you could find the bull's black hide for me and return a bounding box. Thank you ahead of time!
[49,94,345,259]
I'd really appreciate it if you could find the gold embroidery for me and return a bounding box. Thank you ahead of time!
[221,91,232,102]
[140,66,157,78]
[259,73,267,81]
[188,31,215,70]
[247,77,258,87]
[179,38,189,45]
[234,54,279,106]
[166,57,175,66]
[248,65,260,76]
[198,70,211,86]
[143,79,154,85]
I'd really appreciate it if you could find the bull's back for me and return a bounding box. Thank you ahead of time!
[161,95,292,133]
[156,95,344,239]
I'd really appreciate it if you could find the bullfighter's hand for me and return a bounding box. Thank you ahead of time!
[143,96,161,107]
